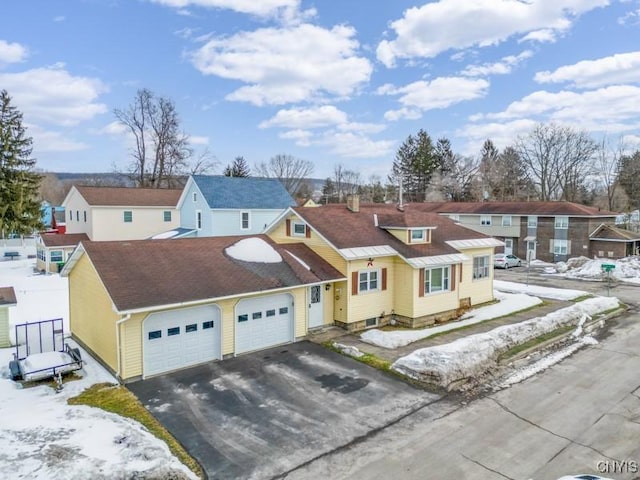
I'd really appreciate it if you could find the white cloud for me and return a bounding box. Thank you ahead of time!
[150,0,299,17]
[279,129,312,146]
[26,124,88,152]
[457,119,538,152]
[319,131,395,159]
[190,23,372,106]
[0,40,28,63]
[618,7,640,25]
[0,64,108,126]
[381,77,490,120]
[534,51,640,88]
[376,0,609,67]
[189,135,210,145]
[338,122,386,134]
[53,16,66,22]
[462,50,533,77]
[98,121,129,136]
[383,107,422,122]
[259,105,348,129]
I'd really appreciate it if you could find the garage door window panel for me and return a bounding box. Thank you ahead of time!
[238,314,248,322]
[186,324,197,333]
[279,307,288,314]
[266,309,276,317]
[168,327,180,336]
[253,312,262,320]
[203,320,214,329]
[148,330,161,340]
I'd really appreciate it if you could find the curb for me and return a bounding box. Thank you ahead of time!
[499,305,627,364]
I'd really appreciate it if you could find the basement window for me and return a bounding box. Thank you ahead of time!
[364,317,378,328]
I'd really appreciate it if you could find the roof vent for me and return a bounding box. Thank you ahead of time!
[347,194,360,213]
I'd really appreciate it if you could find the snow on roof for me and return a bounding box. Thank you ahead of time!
[406,253,468,268]
[151,230,180,239]
[338,245,397,260]
[225,237,282,263]
[446,238,504,249]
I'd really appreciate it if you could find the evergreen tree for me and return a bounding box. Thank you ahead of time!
[223,156,251,177]
[390,129,440,202]
[617,150,640,209]
[321,177,337,203]
[0,90,42,237]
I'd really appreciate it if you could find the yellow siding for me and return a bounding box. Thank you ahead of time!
[458,247,495,305]
[392,260,415,317]
[268,214,347,275]
[91,207,181,241]
[322,285,333,325]
[0,308,9,347]
[121,314,144,379]
[347,258,395,323]
[69,254,119,372]
[332,280,348,323]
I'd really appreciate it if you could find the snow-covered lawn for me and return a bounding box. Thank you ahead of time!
[391,296,620,390]
[360,290,543,349]
[0,253,198,479]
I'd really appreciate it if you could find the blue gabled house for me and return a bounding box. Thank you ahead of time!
[177,175,297,236]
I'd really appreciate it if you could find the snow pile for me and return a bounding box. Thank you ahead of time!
[0,343,197,480]
[225,237,282,263]
[391,296,619,389]
[360,291,542,349]
[151,230,179,239]
[333,342,364,358]
[546,256,640,283]
[494,280,588,300]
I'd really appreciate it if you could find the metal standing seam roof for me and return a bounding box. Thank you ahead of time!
[412,201,619,217]
[192,175,297,209]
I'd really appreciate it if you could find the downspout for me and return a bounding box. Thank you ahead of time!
[115,314,131,381]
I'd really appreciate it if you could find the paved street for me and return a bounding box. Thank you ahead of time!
[283,272,640,480]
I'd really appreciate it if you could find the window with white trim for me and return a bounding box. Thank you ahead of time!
[502,215,512,226]
[241,211,250,230]
[123,211,132,223]
[528,216,537,227]
[553,239,569,255]
[555,216,569,229]
[424,266,450,294]
[480,215,492,226]
[292,221,306,237]
[196,210,202,230]
[358,270,379,293]
[473,255,490,280]
[50,250,64,263]
[192,192,197,202]
[410,229,425,242]
[163,211,172,222]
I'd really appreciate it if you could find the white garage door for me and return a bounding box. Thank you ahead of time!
[143,305,221,377]
[236,293,294,354]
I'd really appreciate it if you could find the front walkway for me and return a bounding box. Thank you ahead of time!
[307,299,572,363]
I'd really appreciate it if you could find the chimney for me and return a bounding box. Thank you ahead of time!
[347,194,360,213]
[51,207,57,231]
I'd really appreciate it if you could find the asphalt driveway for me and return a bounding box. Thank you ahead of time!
[128,341,434,480]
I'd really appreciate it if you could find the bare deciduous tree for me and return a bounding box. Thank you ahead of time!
[114,89,193,188]
[515,123,597,201]
[254,154,314,196]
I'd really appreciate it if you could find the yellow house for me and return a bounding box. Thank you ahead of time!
[62,185,182,241]
[266,199,502,331]
[62,235,344,381]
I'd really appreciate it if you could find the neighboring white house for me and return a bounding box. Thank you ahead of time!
[62,186,182,241]
[0,287,17,347]
[177,175,297,237]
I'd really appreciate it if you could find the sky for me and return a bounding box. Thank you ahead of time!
[2,0,640,180]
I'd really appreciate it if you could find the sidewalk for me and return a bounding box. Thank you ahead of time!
[307,298,572,364]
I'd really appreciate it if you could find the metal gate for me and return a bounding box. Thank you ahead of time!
[15,318,65,359]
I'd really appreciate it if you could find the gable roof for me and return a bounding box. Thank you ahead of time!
[590,223,640,242]
[39,233,89,248]
[73,186,182,207]
[0,287,17,306]
[192,175,297,209]
[292,204,499,261]
[414,201,618,217]
[65,236,343,312]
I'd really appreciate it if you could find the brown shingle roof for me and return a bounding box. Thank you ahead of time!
[40,233,90,247]
[75,186,182,207]
[413,201,618,217]
[0,287,17,306]
[293,204,491,259]
[590,224,640,242]
[79,236,344,312]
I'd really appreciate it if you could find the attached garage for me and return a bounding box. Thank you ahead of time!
[143,304,221,377]
[236,293,294,354]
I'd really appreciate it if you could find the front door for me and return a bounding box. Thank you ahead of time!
[504,238,513,255]
[308,285,323,329]
[527,240,537,261]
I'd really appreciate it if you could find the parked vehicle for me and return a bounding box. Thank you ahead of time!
[494,253,522,269]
